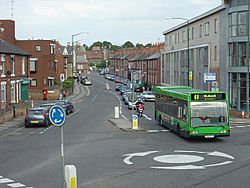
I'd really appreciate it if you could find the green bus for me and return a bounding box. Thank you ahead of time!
[154,86,230,138]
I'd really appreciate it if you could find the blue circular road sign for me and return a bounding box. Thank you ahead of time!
[49,105,66,127]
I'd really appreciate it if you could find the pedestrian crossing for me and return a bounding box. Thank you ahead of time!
[0,176,32,188]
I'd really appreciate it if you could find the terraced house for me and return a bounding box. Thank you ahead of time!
[0,24,30,110]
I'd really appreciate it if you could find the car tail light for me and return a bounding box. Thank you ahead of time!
[25,111,29,119]
[42,112,46,119]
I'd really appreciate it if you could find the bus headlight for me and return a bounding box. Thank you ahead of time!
[190,131,198,134]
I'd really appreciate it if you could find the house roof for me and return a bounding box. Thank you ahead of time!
[0,40,30,56]
[146,52,160,60]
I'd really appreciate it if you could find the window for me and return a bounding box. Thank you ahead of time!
[205,22,209,35]
[239,43,246,66]
[238,12,247,36]
[35,45,41,52]
[182,30,186,42]
[214,18,217,33]
[1,54,5,76]
[229,43,237,66]
[10,55,15,75]
[10,81,15,103]
[1,82,6,102]
[30,59,37,72]
[229,11,247,37]
[214,46,217,61]
[191,27,194,39]
[30,80,37,87]
[199,24,202,37]
[48,78,55,87]
[50,44,55,55]
[22,57,25,75]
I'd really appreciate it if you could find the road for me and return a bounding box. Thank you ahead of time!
[0,72,249,188]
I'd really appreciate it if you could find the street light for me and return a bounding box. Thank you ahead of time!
[166,17,190,86]
[71,32,89,77]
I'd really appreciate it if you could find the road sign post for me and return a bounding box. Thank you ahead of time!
[49,105,66,188]
[132,115,138,130]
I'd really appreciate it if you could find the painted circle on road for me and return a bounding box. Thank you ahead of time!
[123,150,235,170]
[154,155,204,164]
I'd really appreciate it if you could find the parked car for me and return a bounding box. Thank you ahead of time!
[115,77,122,83]
[82,79,92,85]
[40,103,56,109]
[115,83,124,91]
[25,107,50,128]
[141,91,155,102]
[120,87,132,96]
[54,100,74,115]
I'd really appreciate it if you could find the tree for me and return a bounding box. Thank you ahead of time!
[136,43,144,48]
[89,41,102,50]
[103,41,112,50]
[122,41,134,48]
[145,43,152,47]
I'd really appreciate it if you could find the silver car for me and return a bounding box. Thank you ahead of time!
[141,91,155,102]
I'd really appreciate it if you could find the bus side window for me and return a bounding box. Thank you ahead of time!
[178,107,182,118]
[183,108,187,121]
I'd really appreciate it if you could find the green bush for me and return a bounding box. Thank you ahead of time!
[62,77,74,93]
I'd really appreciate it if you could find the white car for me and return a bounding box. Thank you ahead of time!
[82,79,92,85]
[141,91,155,102]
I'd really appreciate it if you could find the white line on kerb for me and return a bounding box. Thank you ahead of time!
[7,182,26,187]
[0,178,14,183]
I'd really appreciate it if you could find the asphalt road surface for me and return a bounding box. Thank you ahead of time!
[0,72,249,188]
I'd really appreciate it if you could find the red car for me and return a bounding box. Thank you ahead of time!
[115,77,122,83]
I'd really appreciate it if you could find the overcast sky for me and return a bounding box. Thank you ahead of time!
[0,0,221,46]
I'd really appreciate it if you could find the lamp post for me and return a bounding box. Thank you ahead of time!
[166,17,190,86]
[71,32,88,78]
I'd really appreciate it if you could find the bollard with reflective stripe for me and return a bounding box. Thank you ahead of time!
[65,165,77,188]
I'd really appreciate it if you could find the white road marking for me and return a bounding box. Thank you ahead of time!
[161,130,170,132]
[154,155,204,164]
[123,151,160,165]
[235,125,246,128]
[7,183,25,187]
[142,114,152,120]
[92,95,98,101]
[0,178,14,183]
[121,115,128,120]
[0,127,24,138]
[147,130,160,133]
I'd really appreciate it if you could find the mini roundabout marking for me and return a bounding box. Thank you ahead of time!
[123,150,234,170]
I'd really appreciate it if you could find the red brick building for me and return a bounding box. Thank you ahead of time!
[0,23,30,110]
[16,40,65,93]
[110,43,163,88]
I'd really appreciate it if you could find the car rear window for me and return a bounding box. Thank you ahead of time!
[29,110,43,115]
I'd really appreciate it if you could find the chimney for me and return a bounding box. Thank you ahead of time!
[0,27,4,40]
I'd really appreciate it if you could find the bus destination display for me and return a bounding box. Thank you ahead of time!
[191,93,226,101]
